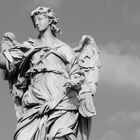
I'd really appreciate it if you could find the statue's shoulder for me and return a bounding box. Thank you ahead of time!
[56,40,75,61]
[60,43,73,53]
[22,38,36,48]
[60,42,74,55]
[56,39,73,52]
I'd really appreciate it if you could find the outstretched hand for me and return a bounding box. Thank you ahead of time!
[1,32,23,52]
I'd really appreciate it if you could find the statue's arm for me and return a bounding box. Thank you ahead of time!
[0,32,25,80]
[61,44,85,89]
[0,32,13,70]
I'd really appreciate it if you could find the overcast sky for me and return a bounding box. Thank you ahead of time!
[0,0,140,140]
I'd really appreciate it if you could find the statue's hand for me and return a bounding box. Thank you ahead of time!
[64,76,84,90]
[1,32,23,52]
[3,32,16,42]
[1,32,16,52]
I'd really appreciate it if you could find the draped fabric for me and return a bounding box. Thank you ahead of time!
[2,39,95,140]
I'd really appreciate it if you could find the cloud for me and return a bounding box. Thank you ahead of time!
[107,111,140,124]
[129,128,140,140]
[105,0,140,25]
[135,128,140,139]
[95,126,140,140]
[96,131,122,140]
[100,41,140,89]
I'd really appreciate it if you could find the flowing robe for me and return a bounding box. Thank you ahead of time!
[2,39,95,140]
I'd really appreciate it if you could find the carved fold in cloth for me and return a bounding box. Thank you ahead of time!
[1,35,100,140]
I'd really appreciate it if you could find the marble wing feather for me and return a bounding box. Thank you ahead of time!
[73,35,101,117]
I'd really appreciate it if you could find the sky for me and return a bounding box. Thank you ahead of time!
[0,0,140,140]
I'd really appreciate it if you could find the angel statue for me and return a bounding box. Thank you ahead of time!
[0,6,101,140]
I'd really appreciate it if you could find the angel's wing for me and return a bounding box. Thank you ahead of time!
[74,35,101,94]
[73,35,101,117]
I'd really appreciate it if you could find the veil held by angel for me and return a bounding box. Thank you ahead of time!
[0,6,101,140]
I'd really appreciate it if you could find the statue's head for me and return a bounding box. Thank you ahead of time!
[31,6,61,36]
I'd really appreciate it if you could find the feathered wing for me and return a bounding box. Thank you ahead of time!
[73,35,101,117]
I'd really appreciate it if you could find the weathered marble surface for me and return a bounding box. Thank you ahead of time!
[0,6,100,140]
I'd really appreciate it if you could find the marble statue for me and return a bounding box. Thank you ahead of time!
[0,6,101,140]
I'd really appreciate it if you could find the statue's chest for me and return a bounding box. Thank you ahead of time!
[31,50,66,69]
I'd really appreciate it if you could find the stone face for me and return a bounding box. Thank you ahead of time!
[0,7,100,140]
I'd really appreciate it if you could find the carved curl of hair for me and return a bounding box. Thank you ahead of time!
[31,6,62,36]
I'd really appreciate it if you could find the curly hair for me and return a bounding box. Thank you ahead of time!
[31,6,62,36]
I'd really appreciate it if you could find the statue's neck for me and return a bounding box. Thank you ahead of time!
[35,28,59,48]
[38,27,56,44]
